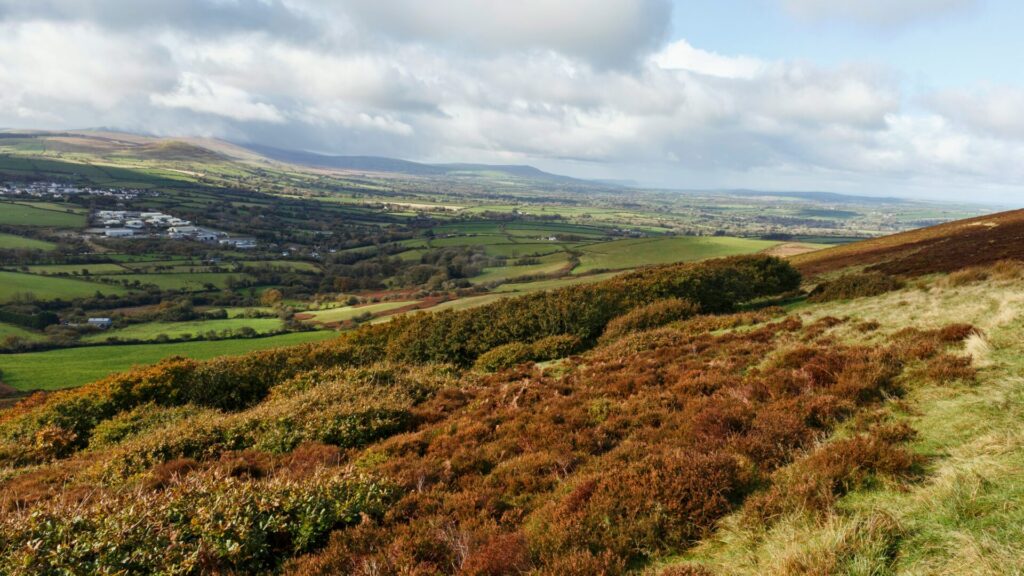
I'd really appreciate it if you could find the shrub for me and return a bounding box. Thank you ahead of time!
[0,470,396,575]
[529,333,584,361]
[474,342,534,373]
[474,335,584,372]
[925,353,976,383]
[808,272,904,303]
[601,298,700,342]
[527,450,743,560]
[745,427,920,524]
[90,403,215,449]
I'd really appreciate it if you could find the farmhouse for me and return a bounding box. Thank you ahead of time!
[87,318,113,329]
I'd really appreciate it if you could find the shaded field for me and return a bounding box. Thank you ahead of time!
[0,331,336,391]
[0,271,125,302]
[574,236,778,274]
[0,322,44,342]
[0,232,56,251]
[0,202,87,228]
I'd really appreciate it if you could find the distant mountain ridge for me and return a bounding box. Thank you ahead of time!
[712,189,910,205]
[241,143,589,184]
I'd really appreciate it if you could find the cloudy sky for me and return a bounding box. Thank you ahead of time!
[1,0,1022,202]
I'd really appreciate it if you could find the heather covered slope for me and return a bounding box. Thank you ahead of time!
[792,208,1024,277]
[664,261,1024,575]
[0,247,1020,575]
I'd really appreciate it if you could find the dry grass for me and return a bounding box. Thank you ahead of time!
[663,269,1024,576]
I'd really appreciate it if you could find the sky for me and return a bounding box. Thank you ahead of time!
[1,0,1023,202]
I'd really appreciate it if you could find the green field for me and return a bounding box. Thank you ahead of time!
[471,252,572,284]
[100,272,252,291]
[0,331,337,391]
[26,263,128,275]
[424,293,508,312]
[481,242,572,258]
[0,202,87,228]
[81,318,286,343]
[0,321,45,342]
[0,271,126,303]
[573,236,778,274]
[493,271,620,293]
[0,232,56,251]
[303,301,418,323]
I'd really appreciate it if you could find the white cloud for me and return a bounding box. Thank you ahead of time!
[0,1,1021,201]
[150,72,285,123]
[928,86,1024,140]
[783,0,978,27]
[327,0,672,68]
[653,40,765,79]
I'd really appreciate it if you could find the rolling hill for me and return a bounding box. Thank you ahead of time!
[240,143,593,184]
[792,208,1024,276]
[4,207,1024,574]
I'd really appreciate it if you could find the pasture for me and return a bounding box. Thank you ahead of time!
[573,236,778,274]
[302,301,419,324]
[0,201,87,228]
[0,330,337,391]
[0,271,125,302]
[471,252,572,284]
[0,232,56,251]
[99,272,252,291]
[81,318,286,343]
[26,263,128,275]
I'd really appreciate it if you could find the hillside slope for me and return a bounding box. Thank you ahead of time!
[2,212,1024,574]
[792,208,1024,277]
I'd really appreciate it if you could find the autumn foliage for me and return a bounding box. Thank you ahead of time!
[0,255,971,574]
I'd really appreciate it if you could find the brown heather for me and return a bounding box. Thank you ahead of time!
[0,256,976,574]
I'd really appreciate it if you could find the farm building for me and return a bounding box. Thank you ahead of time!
[87,318,113,329]
[104,228,134,238]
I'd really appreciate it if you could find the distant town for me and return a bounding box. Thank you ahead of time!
[2,180,259,248]
[0,180,146,200]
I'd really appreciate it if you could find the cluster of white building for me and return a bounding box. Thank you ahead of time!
[91,209,256,248]
[96,209,192,230]
[1,181,146,200]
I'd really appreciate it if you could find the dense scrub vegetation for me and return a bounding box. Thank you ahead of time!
[0,254,977,574]
[807,271,905,302]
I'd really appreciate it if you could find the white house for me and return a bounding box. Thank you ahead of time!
[104,228,134,238]
[87,318,113,329]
